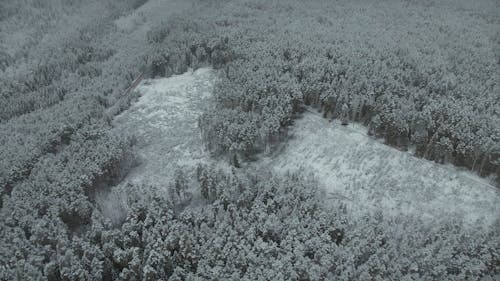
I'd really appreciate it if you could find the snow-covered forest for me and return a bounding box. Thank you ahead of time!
[1,0,499,280]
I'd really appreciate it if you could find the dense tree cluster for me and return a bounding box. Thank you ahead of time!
[2,164,498,280]
[0,0,149,122]
[0,0,152,205]
[0,124,135,280]
[0,0,157,279]
[146,0,500,181]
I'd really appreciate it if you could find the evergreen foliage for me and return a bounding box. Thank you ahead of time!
[3,165,498,280]
[1,0,499,280]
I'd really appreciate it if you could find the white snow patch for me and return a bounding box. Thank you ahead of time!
[112,68,216,190]
[261,112,500,228]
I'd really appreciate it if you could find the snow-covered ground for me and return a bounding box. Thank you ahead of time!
[260,112,500,227]
[112,68,215,189]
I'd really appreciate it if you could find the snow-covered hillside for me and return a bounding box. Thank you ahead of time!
[260,111,500,227]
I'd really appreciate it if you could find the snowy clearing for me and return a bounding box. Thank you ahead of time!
[112,68,215,189]
[260,112,500,228]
